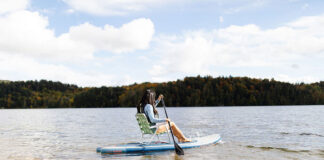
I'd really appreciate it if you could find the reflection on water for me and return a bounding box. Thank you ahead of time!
[100,150,173,159]
[0,105,323,159]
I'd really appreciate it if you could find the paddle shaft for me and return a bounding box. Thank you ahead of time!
[161,99,174,141]
[161,99,184,155]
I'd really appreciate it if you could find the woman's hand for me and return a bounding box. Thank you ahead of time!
[158,94,164,101]
[166,118,170,123]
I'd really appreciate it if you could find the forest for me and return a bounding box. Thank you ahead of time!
[1,76,324,108]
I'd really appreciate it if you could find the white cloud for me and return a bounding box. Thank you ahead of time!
[0,10,154,61]
[66,9,75,14]
[153,34,216,75]
[0,52,133,87]
[0,6,155,86]
[1,0,323,86]
[151,14,324,82]
[0,0,29,14]
[219,16,224,23]
[275,74,319,84]
[69,18,154,53]
[63,0,175,16]
[149,65,166,76]
[0,10,94,61]
[62,0,271,16]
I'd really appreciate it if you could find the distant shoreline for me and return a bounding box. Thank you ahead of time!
[1,104,323,110]
[1,76,324,109]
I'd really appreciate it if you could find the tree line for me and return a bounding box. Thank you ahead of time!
[1,76,324,108]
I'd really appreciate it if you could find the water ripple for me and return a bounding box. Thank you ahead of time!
[0,106,323,159]
[299,133,324,137]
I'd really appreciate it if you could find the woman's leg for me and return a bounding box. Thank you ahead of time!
[156,122,191,142]
[156,124,168,134]
[169,122,191,142]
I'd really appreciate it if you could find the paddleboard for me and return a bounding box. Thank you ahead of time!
[97,134,221,154]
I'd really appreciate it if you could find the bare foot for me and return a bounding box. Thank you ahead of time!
[179,138,191,143]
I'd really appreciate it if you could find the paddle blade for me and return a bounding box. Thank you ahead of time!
[174,142,184,155]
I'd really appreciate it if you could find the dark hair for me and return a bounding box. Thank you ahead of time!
[137,89,158,116]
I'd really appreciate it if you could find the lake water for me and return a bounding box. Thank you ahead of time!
[0,106,323,160]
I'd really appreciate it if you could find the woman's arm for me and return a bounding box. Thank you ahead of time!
[154,99,160,108]
[145,104,166,123]
[154,94,163,107]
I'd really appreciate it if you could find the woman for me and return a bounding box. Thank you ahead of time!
[137,89,191,143]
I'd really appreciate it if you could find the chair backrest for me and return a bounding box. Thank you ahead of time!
[135,113,155,134]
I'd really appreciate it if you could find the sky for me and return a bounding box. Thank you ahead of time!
[0,0,324,87]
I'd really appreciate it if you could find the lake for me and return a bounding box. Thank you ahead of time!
[0,105,323,159]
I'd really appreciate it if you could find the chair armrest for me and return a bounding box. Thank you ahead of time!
[149,126,157,129]
[156,122,168,127]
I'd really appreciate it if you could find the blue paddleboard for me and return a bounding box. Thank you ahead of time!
[97,134,221,154]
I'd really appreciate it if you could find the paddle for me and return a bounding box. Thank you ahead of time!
[161,98,184,155]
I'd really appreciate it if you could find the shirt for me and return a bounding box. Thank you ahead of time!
[144,99,166,124]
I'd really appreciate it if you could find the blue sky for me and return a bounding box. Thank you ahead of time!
[1,0,324,86]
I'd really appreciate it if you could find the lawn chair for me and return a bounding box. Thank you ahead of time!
[135,113,171,144]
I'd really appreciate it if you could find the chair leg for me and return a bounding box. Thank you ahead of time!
[141,133,144,144]
[148,134,155,144]
[148,130,158,144]
[157,134,160,141]
[165,125,171,143]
